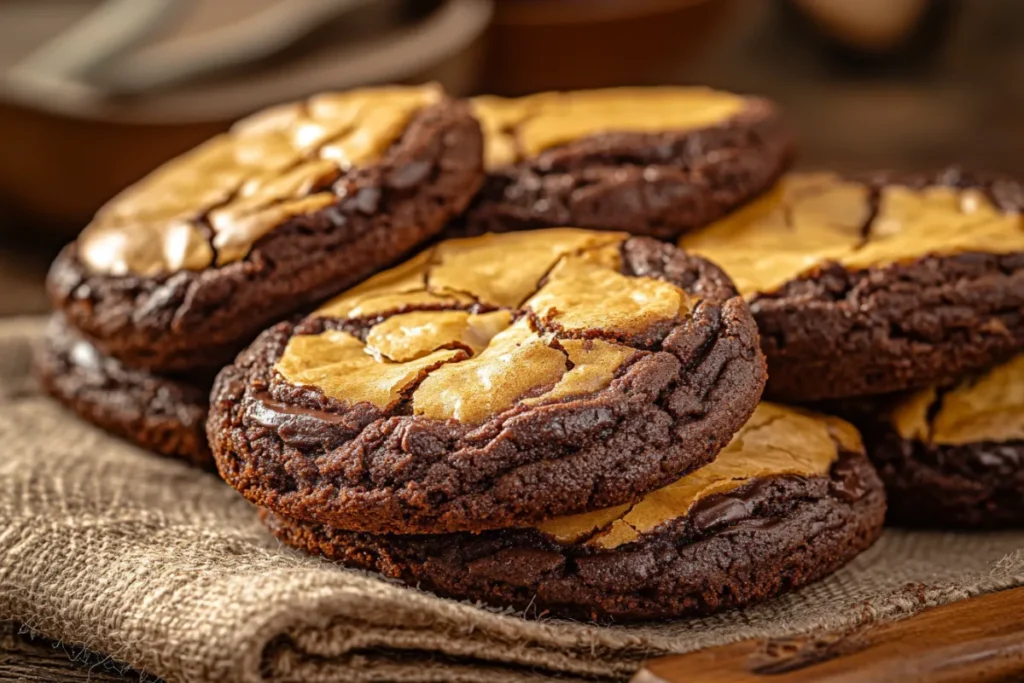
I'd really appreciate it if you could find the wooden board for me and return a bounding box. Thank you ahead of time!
[0,622,149,682]
[634,586,1024,683]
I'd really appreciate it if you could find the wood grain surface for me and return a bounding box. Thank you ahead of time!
[633,586,1024,683]
[0,622,149,682]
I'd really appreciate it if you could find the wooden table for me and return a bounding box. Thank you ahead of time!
[1,622,146,682]
[635,587,1024,683]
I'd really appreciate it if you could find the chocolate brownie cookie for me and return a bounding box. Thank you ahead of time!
[48,84,484,372]
[464,87,794,239]
[35,314,212,467]
[681,169,1024,402]
[209,228,766,534]
[262,403,885,621]
[847,354,1024,527]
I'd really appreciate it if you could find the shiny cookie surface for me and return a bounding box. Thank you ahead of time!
[465,87,794,240]
[49,84,484,372]
[209,229,766,534]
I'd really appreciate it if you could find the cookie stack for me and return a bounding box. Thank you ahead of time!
[39,84,896,621]
[209,228,885,621]
[36,84,485,466]
[682,169,1024,527]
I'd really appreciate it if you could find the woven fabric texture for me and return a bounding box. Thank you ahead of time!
[1,317,1022,682]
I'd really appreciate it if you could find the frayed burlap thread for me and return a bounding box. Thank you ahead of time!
[1,316,1023,683]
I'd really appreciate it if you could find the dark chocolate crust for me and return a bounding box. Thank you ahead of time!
[854,420,1024,528]
[48,99,484,372]
[757,169,1024,402]
[465,98,795,240]
[262,451,885,622]
[208,237,767,534]
[34,314,213,467]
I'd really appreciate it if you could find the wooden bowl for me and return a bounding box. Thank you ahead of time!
[0,0,492,229]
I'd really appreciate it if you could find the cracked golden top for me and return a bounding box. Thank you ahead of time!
[890,353,1024,446]
[536,403,860,549]
[680,172,1024,296]
[471,87,746,169]
[78,85,443,277]
[274,229,689,424]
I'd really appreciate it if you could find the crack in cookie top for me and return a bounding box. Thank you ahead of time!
[78,85,444,277]
[679,171,1024,296]
[889,354,1024,446]
[535,403,862,549]
[472,87,747,170]
[274,229,689,424]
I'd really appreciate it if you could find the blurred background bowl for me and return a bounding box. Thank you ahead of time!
[0,0,492,229]
[483,0,738,94]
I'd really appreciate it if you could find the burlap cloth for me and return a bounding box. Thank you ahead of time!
[1,316,1023,682]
